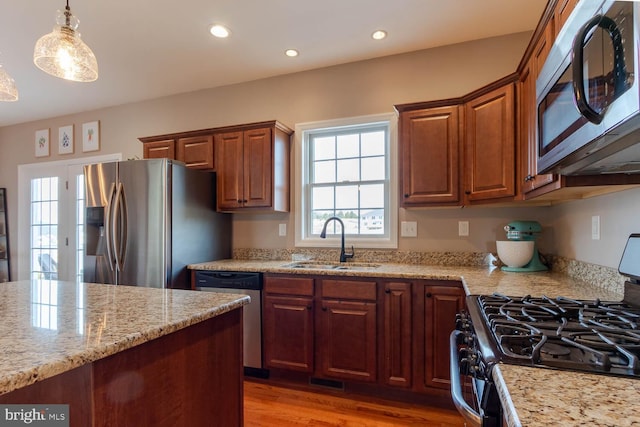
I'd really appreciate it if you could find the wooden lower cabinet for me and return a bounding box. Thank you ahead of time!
[263,273,464,399]
[318,279,378,383]
[422,282,465,390]
[263,276,314,372]
[382,281,413,388]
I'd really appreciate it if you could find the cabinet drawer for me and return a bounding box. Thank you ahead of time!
[264,276,314,296]
[320,279,377,301]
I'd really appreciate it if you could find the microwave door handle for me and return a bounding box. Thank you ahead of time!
[572,15,628,125]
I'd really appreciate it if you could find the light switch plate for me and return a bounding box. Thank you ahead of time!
[591,216,600,240]
[279,223,287,237]
[401,221,417,237]
[458,221,469,237]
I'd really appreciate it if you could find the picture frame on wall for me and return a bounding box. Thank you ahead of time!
[58,125,74,155]
[82,121,100,152]
[35,129,50,158]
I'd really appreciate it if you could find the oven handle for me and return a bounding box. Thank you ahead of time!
[450,330,482,427]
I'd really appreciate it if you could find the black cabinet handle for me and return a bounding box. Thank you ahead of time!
[322,306,327,311]
[306,305,312,310]
[426,292,432,298]
[385,289,391,294]
[464,191,471,195]
[404,194,409,198]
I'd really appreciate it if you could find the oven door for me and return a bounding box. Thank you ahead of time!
[536,0,639,175]
[450,330,502,427]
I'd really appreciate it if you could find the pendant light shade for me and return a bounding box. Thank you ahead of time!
[0,64,18,102]
[34,2,98,82]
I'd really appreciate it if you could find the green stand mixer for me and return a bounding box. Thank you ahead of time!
[497,220,548,272]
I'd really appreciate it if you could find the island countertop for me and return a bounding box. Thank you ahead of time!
[190,259,635,427]
[0,280,249,396]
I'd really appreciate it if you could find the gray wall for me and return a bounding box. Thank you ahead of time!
[0,30,634,274]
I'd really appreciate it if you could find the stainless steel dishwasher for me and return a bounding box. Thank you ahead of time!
[194,270,267,378]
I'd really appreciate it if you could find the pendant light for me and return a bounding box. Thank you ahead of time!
[33,0,98,82]
[0,62,18,102]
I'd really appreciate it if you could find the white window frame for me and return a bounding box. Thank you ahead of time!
[294,113,398,249]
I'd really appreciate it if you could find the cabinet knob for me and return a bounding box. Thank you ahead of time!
[425,292,432,298]
[404,194,409,198]
[322,306,327,311]
[525,174,534,182]
[385,289,391,294]
[464,191,471,195]
[307,305,312,310]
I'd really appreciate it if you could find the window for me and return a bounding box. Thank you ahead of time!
[295,113,398,248]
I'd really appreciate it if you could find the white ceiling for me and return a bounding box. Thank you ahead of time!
[0,0,547,128]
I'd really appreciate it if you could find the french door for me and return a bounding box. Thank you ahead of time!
[17,154,121,281]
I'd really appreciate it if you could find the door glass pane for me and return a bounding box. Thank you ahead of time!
[31,177,59,280]
[76,174,85,282]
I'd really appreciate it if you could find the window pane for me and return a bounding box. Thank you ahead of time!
[336,186,358,210]
[361,157,385,181]
[360,184,384,209]
[312,210,335,234]
[313,160,335,184]
[313,136,335,160]
[361,131,385,156]
[336,134,359,158]
[336,159,359,182]
[361,209,384,235]
[312,187,335,210]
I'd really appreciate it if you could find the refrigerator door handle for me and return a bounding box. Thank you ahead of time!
[112,182,128,272]
[104,183,117,272]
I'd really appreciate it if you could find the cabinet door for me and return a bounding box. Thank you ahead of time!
[464,83,515,202]
[263,294,314,372]
[243,127,273,208]
[318,299,377,382]
[143,140,175,160]
[177,135,214,170]
[519,60,557,197]
[423,285,464,389]
[382,281,412,388]
[215,131,245,210]
[400,106,461,206]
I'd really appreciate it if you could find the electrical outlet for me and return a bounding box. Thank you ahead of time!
[401,221,417,237]
[591,216,600,240]
[278,223,287,237]
[458,221,469,237]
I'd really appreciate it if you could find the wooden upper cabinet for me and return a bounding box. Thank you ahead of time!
[143,139,175,160]
[215,122,291,212]
[553,0,578,38]
[177,135,214,169]
[398,105,461,207]
[464,81,516,203]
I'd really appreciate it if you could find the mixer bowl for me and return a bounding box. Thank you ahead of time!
[496,240,535,268]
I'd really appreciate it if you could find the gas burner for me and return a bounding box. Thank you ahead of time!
[540,342,572,359]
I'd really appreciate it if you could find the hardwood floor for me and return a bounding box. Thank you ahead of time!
[244,380,465,426]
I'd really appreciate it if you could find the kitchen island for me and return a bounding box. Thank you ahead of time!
[190,258,636,427]
[0,280,249,426]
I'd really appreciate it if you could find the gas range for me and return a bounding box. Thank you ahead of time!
[450,233,640,427]
[466,293,640,378]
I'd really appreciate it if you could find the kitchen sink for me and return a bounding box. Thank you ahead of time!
[281,261,381,271]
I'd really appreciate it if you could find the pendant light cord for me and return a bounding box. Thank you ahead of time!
[64,0,71,27]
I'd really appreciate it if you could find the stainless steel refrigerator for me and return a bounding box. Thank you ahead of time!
[83,158,231,289]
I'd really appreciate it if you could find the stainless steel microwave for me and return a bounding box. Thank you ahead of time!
[536,0,640,175]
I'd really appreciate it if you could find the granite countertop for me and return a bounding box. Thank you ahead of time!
[0,280,249,396]
[190,258,634,427]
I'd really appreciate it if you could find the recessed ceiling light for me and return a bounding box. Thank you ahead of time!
[372,30,387,40]
[285,49,299,57]
[209,24,230,38]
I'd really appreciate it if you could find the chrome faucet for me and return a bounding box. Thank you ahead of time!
[320,216,354,263]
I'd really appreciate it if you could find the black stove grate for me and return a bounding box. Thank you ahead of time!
[473,294,640,377]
